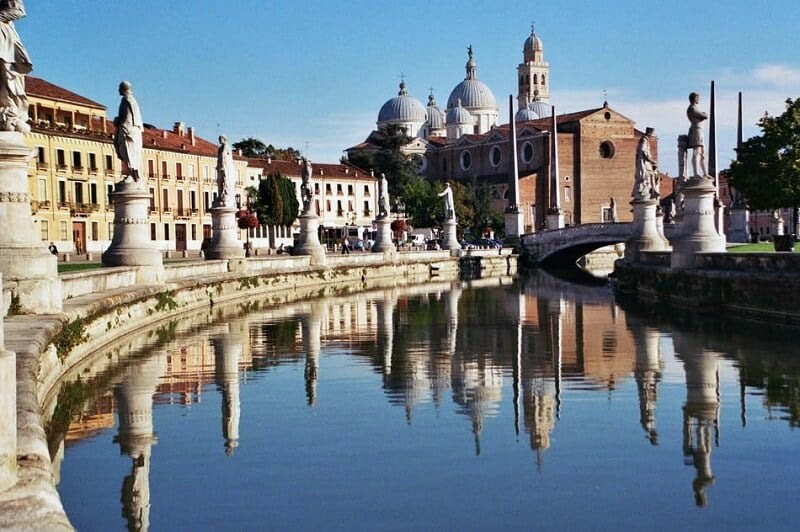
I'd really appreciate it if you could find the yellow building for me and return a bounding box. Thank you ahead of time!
[24,76,245,255]
[25,76,377,255]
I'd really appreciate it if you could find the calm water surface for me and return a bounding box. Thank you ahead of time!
[53,271,800,531]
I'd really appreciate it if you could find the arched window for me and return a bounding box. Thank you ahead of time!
[542,74,546,86]
[533,73,538,85]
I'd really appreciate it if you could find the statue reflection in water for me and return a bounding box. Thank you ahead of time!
[675,335,720,506]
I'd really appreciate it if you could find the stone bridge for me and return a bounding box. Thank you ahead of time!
[520,222,634,267]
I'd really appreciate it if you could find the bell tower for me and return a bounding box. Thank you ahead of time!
[517,25,550,111]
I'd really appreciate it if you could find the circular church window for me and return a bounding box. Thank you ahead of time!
[460,150,472,171]
[599,141,615,159]
[490,146,502,167]
[521,141,534,164]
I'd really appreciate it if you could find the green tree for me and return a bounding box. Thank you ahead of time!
[729,98,800,210]
[346,124,417,199]
[233,137,267,157]
[251,172,299,247]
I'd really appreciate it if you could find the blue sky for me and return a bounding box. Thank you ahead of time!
[20,0,800,176]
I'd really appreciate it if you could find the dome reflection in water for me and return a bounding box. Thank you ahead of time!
[53,271,800,531]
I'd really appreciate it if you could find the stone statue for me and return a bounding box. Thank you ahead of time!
[686,92,708,178]
[677,134,688,180]
[216,135,235,205]
[378,173,390,218]
[0,0,31,133]
[632,127,659,200]
[113,81,143,184]
[300,157,313,214]
[438,182,455,221]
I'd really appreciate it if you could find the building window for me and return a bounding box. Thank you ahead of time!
[315,183,320,194]
[521,141,534,164]
[337,184,343,195]
[56,149,66,168]
[106,183,114,206]
[164,223,170,240]
[91,222,98,240]
[74,182,84,204]
[191,224,197,240]
[105,154,113,172]
[58,181,66,204]
[72,151,82,169]
[89,182,97,205]
[38,178,47,201]
[40,220,48,241]
[60,221,68,240]
[162,189,169,211]
[460,150,472,171]
[599,141,615,159]
[148,159,155,177]
[150,223,156,241]
[347,184,354,195]
[564,186,571,202]
[490,145,502,167]
[161,161,168,178]
[37,146,46,164]
[176,162,183,178]
[363,184,370,196]
[326,184,332,194]
[88,153,97,171]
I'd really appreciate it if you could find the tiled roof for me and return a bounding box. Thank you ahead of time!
[25,76,106,110]
[247,158,374,180]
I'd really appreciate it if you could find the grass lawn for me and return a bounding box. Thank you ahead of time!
[726,242,787,253]
[58,262,103,273]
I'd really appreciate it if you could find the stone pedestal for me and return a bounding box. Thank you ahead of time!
[671,177,726,269]
[504,209,524,250]
[624,198,669,263]
[0,132,61,313]
[205,203,244,260]
[546,210,564,230]
[727,205,750,243]
[0,274,16,493]
[103,181,164,283]
[294,214,326,264]
[372,218,396,253]
[441,219,460,252]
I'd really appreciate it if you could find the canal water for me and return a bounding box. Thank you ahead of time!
[51,271,800,531]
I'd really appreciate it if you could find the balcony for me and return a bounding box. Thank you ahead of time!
[175,208,193,219]
[162,174,170,181]
[36,161,48,171]
[69,202,99,217]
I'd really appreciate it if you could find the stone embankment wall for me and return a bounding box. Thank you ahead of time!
[0,250,516,530]
[613,251,800,322]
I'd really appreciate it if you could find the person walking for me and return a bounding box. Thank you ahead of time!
[341,235,350,254]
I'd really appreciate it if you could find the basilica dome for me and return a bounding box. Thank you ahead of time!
[425,92,446,130]
[377,81,427,127]
[446,47,497,112]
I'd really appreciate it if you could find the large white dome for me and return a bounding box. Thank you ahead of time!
[378,81,427,124]
[446,47,497,112]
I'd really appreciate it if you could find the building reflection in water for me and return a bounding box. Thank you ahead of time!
[58,269,800,529]
[675,334,720,506]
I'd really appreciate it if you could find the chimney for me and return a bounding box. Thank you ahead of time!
[173,121,185,136]
[162,130,168,139]
[188,126,195,145]
[267,157,271,164]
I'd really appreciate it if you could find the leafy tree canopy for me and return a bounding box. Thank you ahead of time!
[234,137,301,161]
[344,124,417,200]
[252,172,299,226]
[729,97,800,210]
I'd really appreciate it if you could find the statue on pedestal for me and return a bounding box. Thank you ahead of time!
[300,157,313,214]
[378,173,390,218]
[438,182,455,221]
[632,127,659,200]
[113,81,143,185]
[0,0,31,133]
[216,135,235,205]
[686,92,708,178]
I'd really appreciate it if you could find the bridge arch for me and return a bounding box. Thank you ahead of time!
[520,223,633,267]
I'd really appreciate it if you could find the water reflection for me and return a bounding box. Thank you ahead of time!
[53,272,800,530]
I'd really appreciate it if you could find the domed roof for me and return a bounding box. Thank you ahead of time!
[446,46,497,111]
[524,29,543,54]
[515,105,539,122]
[425,92,446,129]
[378,81,427,124]
[530,99,551,118]
[446,99,472,125]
